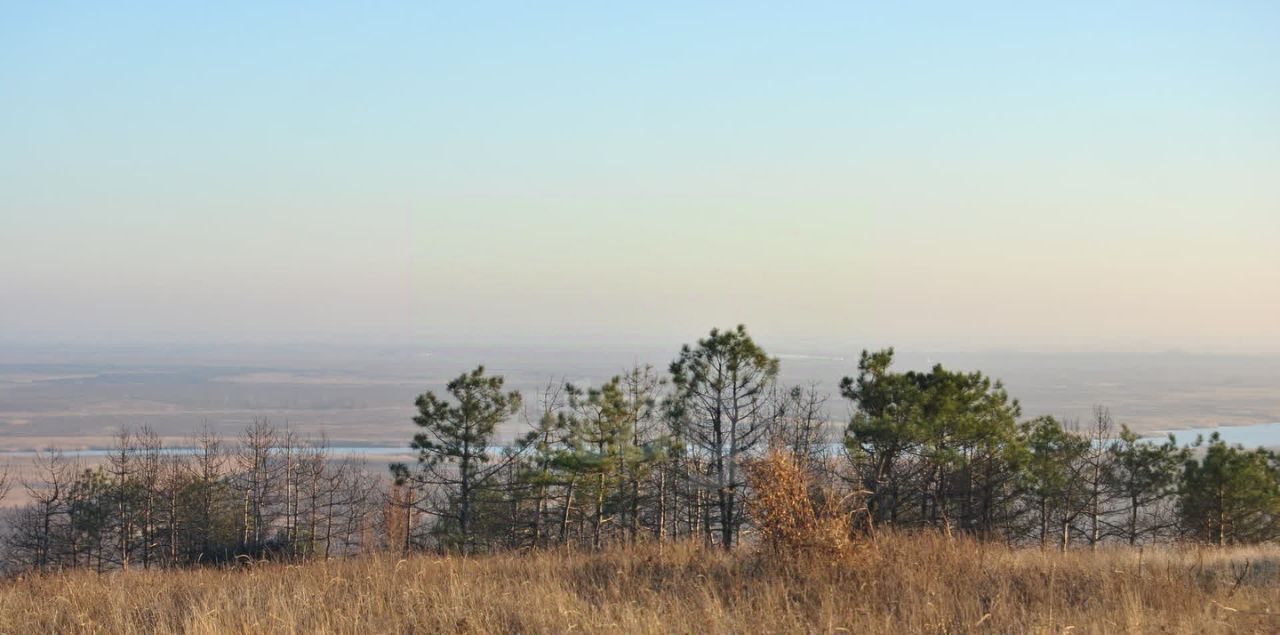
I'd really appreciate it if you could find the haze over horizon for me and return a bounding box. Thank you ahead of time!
[3,3,1278,353]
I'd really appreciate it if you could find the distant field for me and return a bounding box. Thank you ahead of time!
[1,532,1277,634]
[2,349,1279,454]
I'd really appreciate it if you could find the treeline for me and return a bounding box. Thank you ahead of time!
[1,424,384,571]
[3,326,1280,572]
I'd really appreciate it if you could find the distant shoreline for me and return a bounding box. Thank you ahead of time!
[5,420,1280,458]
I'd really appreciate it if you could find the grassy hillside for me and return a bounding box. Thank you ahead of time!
[1,532,1277,634]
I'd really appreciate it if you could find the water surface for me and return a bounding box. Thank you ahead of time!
[1147,422,1280,448]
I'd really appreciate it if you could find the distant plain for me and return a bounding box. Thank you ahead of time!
[3,344,1277,453]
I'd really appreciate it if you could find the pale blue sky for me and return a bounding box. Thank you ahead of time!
[2,2,1277,351]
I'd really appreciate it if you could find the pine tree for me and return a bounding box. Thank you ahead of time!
[1106,426,1187,545]
[669,325,779,550]
[1179,433,1280,545]
[392,366,524,554]
[1020,416,1090,549]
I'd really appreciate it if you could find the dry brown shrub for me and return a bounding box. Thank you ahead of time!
[743,449,855,559]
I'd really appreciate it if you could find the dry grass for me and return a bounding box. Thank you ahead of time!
[1,534,1278,634]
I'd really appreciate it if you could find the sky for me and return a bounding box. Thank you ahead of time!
[2,2,1278,352]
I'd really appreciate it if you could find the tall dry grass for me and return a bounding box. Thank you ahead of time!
[1,533,1278,634]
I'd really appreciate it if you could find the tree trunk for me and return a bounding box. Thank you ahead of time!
[560,476,577,544]
[1129,494,1139,546]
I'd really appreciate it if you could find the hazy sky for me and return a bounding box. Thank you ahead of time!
[2,2,1277,352]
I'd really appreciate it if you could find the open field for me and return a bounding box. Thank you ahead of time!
[1,532,1278,634]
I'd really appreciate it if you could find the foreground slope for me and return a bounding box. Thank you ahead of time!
[1,533,1278,634]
